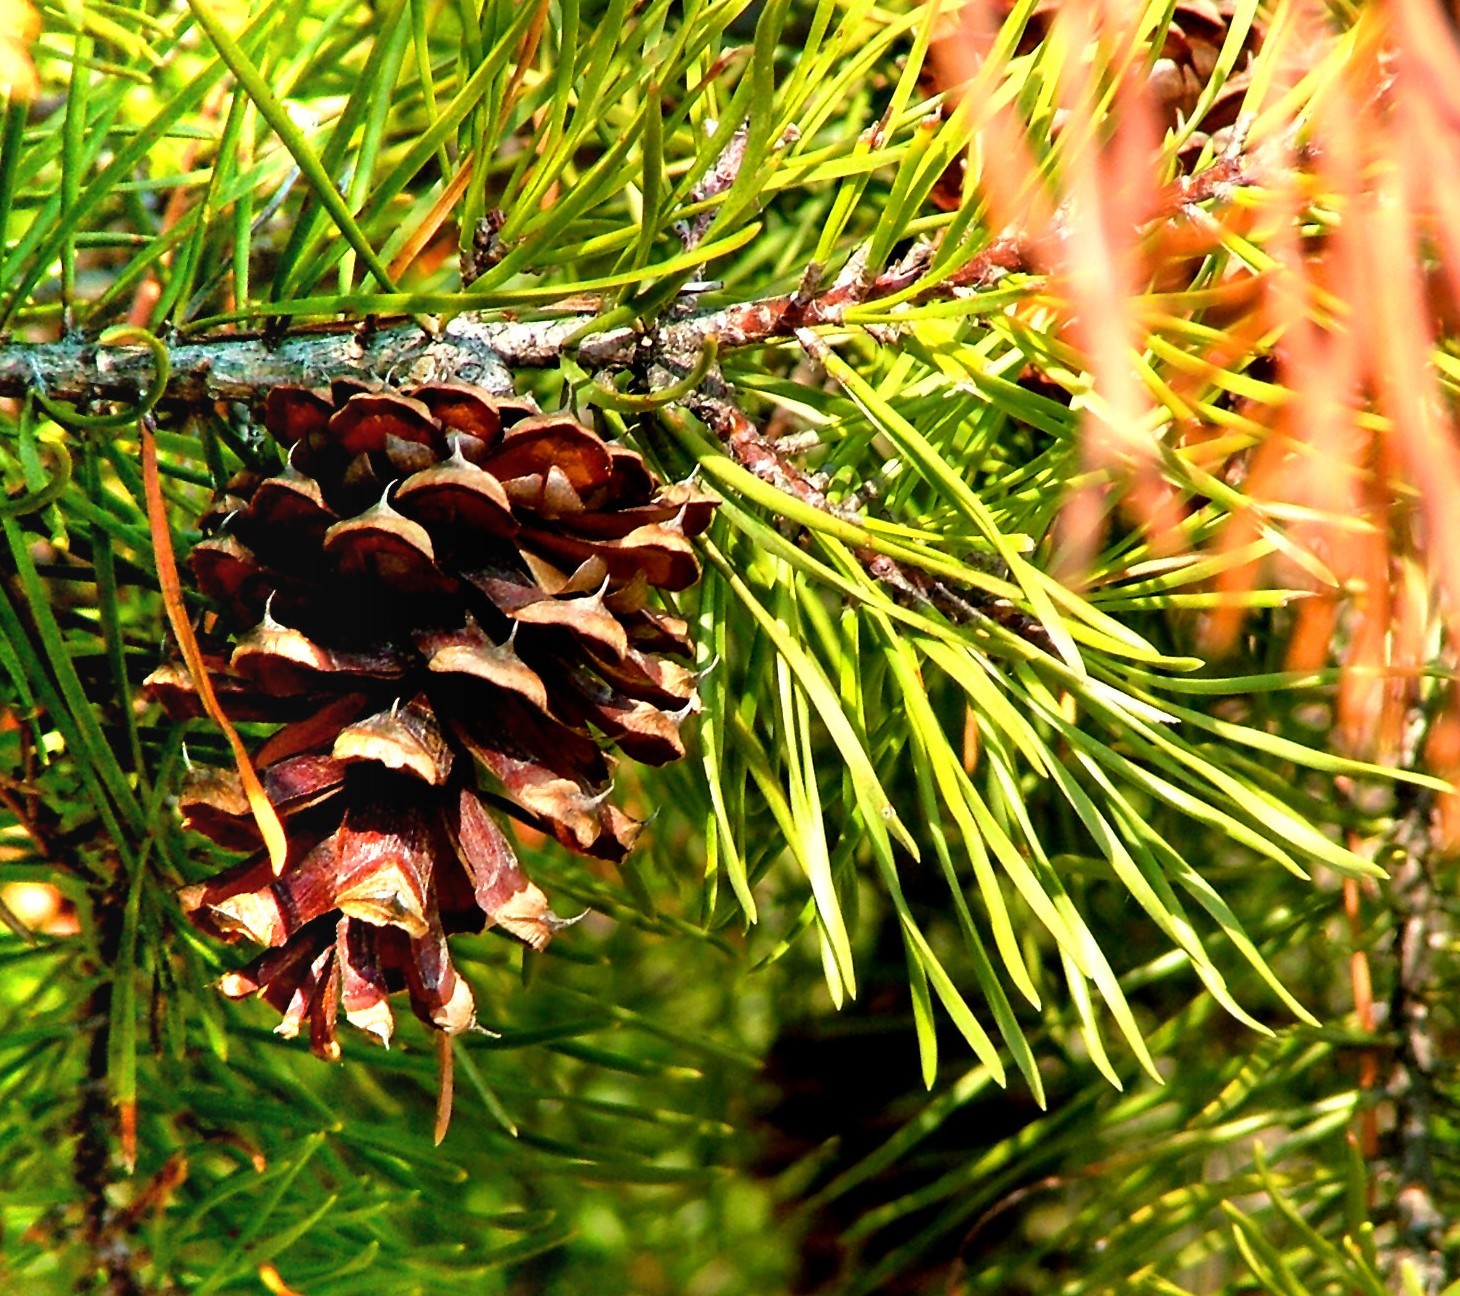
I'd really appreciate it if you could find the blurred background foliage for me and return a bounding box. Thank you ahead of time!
[3,0,1460,1292]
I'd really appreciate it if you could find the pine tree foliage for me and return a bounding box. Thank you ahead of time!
[2,0,1460,1291]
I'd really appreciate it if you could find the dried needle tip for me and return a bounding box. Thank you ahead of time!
[434,1032,455,1146]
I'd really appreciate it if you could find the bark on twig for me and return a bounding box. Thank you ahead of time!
[0,316,516,408]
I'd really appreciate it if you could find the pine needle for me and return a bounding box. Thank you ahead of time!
[140,414,288,874]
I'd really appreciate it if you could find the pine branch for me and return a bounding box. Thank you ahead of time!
[0,136,1263,414]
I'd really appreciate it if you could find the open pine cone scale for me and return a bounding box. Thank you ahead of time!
[148,382,715,1060]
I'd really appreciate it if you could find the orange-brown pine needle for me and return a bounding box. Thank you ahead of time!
[118,1099,137,1174]
[388,154,475,282]
[140,419,289,874]
[258,1262,306,1296]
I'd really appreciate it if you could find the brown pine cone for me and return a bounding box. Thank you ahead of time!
[148,381,715,1058]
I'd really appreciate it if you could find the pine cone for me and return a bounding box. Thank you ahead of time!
[147,381,715,1058]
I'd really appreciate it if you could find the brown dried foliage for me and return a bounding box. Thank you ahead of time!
[931,0,1460,817]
